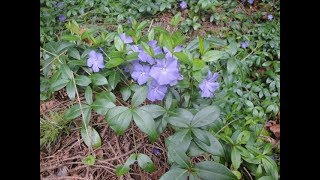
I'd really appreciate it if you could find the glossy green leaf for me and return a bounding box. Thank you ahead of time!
[81,126,101,149]
[191,106,220,127]
[198,37,205,55]
[231,147,241,170]
[96,91,116,103]
[194,131,225,157]
[191,128,210,146]
[168,145,191,169]
[106,106,132,135]
[165,92,173,110]
[50,78,69,91]
[66,81,75,99]
[75,75,91,86]
[106,58,124,68]
[202,50,225,62]
[68,48,81,60]
[137,153,157,172]
[167,129,192,153]
[114,36,124,51]
[171,12,182,26]
[173,52,192,65]
[132,108,158,142]
[120,86,131,101]
[108,71,120,90]
[91,99,115,115]
[140,105,166,119]
[159,168,188,180]
[131,86,148,107]
[85,86,93,105]
[64,104,90,120]
[195,161,237,180]
[90,74,108,86]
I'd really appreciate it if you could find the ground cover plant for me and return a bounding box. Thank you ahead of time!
[40,0,280,179]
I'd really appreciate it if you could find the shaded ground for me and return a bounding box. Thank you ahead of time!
[40,96,173,179]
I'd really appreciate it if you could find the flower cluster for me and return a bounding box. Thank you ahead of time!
[199,71,219,98]
[122,33,183,101]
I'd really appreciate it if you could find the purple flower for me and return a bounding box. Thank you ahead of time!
[199,71,219,98]
[247,0,254,5]
[87,50,105,72]
[58,14,66,22]
[180,1,187,9]
[174,45,182,52]
[241,41,249,49]
[120,33,133,44]
[56,2,64,8]
[153,148,160,155]
[149,57,180,86]
[148,40,163,55]
[147,81,168,101]
[131,63,151,85]
[268,14,273,20]
[138,51,155,65]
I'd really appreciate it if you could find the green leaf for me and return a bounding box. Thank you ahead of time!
[191,106,220,127]
[263,143,273,155]
[61,34,81,41]
[133,108,158,142]
[115,165,129,176]
[75,75,91,86]
[191,128,210,146]
[262,156,278,179]
[85,86,93,105]
[82,107,92,126]
[81,126,101,149]
[162,33,174,51]
[257,176,274,180]
[188,142,206,157]
[91,99,115,115]
[168,145,191,169]
[60,64,73,79]
[226,42,238,56]
[159,168,188,180]
[50,78,69,91]
[202,50,225,62]
[140,105,166,119]
[90,74,108,86]
[66,81,75,99]
[106,58,124,68]
[131,86,148,107]
[160,3,166,11]
[137,153,157,172]
[106,106,132,135]
[68,48,81,60]
[198,37,205,55]
[64,104,90,120]
[195,161,237,180]
[108,71,120,90]
[171,12,182,26]
[117,24,123,34]
[173,52,192,65]
[245,100,254,108]
[114,36,124,51]
[194,131,225,157]
[206,37,227,46]
[137,20,148,31]
[192,59,205,71]
[120,87,131,101]
[165,92,173,110]
[96,91,116,103]
[231,147,241,170]
[82,155,96,166]
[227,58,236,73]
[148,28,155,41]
[186,38,199,51]
[167,108,193,127]
[126,52,139,61]
[115,153,137,176]
[167,129,192,153]
[236,131,251,144]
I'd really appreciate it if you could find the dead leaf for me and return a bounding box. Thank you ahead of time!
[270,124,280,138]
